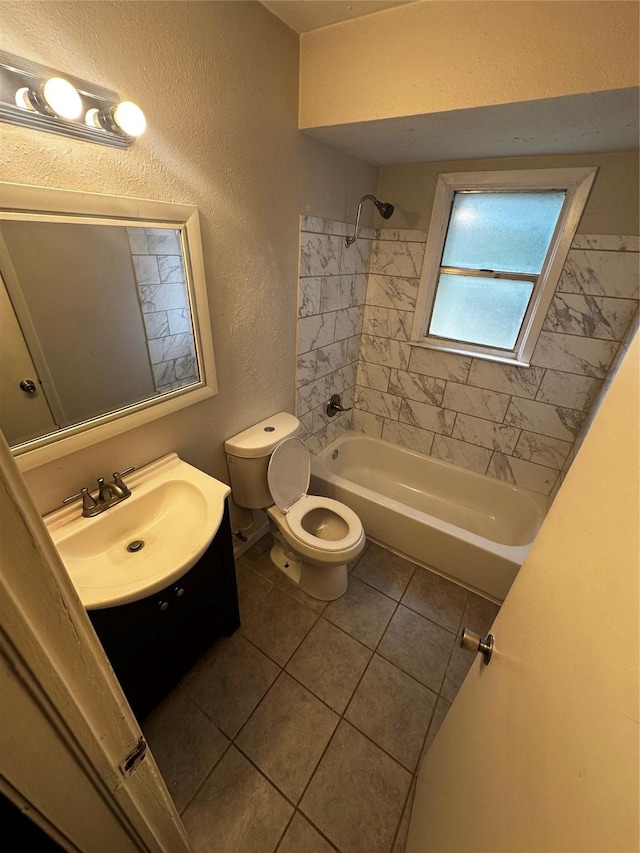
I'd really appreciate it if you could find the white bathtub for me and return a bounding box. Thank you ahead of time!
[310,431,547,602]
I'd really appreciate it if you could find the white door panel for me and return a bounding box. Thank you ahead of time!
[408,334,639,853]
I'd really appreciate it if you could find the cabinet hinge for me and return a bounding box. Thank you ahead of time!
[120,736,147,777]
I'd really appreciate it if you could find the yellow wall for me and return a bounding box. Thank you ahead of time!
[0,1,378,513]
[300,0,640,129]
[377,150,640,234]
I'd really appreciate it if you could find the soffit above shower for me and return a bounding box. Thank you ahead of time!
[301,88,640,166]
[261,1,418,34]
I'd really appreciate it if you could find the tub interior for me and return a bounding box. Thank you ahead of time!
[319,436,543,547]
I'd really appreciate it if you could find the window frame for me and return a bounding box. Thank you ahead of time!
[410,167,598,366]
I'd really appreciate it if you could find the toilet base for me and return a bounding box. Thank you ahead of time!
[269,538,348,601]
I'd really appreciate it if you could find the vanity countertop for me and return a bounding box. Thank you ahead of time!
[43,452,230,609]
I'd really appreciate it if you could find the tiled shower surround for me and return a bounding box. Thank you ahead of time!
[296,218,639,498]
[128,227,198,393]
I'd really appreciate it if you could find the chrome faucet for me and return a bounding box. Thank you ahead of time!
[63,467,135,517]
[326,394,352,418]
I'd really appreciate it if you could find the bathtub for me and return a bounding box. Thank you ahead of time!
[309,431,547,602]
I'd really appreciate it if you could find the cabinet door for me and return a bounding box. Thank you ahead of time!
[172,502,240,668]
[171,545,229,670]
[89,592,180,721]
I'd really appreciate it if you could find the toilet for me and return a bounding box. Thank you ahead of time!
[224,412,365,600]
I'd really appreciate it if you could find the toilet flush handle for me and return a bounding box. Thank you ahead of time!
[326,394,352,418]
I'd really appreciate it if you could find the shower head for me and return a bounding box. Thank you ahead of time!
[375,200,394,219]
[346,194,395,246]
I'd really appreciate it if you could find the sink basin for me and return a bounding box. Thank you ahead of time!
[43,453,231,610]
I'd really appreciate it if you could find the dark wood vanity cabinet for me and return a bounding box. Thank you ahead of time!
[88,501,240,721]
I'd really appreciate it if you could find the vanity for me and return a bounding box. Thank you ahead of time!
[88,503,239,721]
[43,452,240,721]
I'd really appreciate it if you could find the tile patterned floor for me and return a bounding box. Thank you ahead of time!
[143,537,500,853]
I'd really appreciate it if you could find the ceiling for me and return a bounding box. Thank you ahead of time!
[260,0,417,33]
[305,88,640,165]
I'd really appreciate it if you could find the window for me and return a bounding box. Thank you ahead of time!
[410,168,597,365]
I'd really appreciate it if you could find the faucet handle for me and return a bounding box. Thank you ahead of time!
[97,477,111,502]
[113,466,135,494]
[63,487,98,511]
[113,466,135,479]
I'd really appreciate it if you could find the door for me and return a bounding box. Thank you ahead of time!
[0,428,192,851]
[0,274,57,445]
[407,334,639,853]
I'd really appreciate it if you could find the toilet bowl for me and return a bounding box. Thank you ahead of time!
[224,413,366,600]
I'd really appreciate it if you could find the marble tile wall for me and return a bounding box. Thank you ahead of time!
[352,231,639,497]
[128,228,198,393]
[548,309,639,504]
[295,216,372,453]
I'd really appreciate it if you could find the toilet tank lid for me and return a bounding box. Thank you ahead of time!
[224,412,300,458]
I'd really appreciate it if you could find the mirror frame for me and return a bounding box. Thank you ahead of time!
[0,182,217,472]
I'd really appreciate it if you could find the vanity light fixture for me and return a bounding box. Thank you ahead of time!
[0,50,146,148]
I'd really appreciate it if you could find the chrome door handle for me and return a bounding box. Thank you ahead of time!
[19,378,37,393]
[460,628,494,665]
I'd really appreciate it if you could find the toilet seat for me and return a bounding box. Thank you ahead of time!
[268,437,364,553]
[286,494,363,552]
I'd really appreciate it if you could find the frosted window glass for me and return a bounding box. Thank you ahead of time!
[441,191,566,274]
[429,273,534,349]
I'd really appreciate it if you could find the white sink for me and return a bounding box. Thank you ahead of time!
[43,453,231,610]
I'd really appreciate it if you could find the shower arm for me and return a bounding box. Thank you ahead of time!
[345,195,378,247]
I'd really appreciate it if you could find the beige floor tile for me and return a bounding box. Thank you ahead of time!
[286,618,372,714]
[441,642,475,702]
[235,559,274,620]
[392,779,416,853]
[182,746,293,853]
[352,541,417,601]
[345,655,436,771]
[324,576,397,649]
[419,696,451,767]
[185,633,279,738]
[377,605,455,693]
[241,586,318,665]
[300,721,411,853]
[276,812,337,853]
[401,567,468,633]
[256,554,330,614]
[236,672,339,803]
[143,691,229,813]
[462,592,500,635]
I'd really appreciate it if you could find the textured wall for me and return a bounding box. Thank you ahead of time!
[377,151,640,235]
[0,1,378,514]
[300,0,640,128]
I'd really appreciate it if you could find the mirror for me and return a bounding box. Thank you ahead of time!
[0,183,217,471]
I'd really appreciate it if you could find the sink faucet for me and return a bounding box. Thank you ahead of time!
[63,467,135,518]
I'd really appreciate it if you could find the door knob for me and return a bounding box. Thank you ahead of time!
[460,628,494,665]
[19,378,37,393]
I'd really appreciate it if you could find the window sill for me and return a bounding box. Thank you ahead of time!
[408,339,532,368]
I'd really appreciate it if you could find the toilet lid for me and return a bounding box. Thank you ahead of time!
[267,437,310,512]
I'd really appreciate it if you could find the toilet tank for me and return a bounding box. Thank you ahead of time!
[224,412,300,509]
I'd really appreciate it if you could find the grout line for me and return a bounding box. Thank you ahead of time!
[178,539,499,850]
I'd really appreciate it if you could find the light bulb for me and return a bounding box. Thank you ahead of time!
[15,87,32,110]
[85,107,100,128]
[41,77,82,120]
[112,101,146,137]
